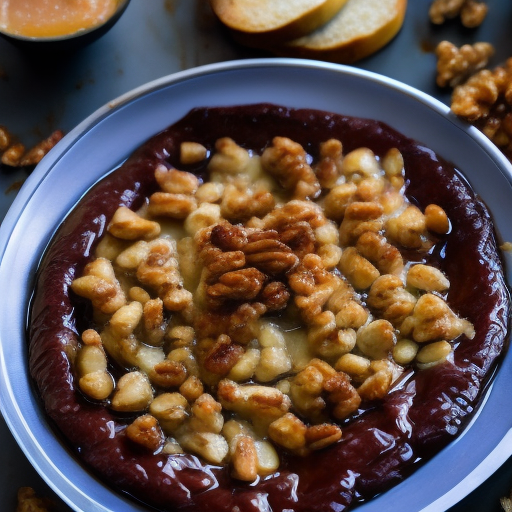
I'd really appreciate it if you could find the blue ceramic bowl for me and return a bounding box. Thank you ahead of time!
[0,59,511,512]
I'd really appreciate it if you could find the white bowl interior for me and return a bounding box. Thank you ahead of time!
[1,59,511,512]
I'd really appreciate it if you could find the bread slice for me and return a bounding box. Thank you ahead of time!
[274,0,407,63]
[209,0,349,46]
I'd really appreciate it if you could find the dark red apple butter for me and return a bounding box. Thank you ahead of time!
[28,104,509,511]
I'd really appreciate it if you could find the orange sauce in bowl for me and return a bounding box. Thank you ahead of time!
[0,0,119,38]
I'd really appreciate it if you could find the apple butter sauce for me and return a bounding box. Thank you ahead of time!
[28,104,509,511]
[0,0,118,38]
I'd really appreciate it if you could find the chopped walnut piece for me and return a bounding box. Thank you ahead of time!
[290,359,360,422]
[305,423,342,450]
[338,247,380,290]
[220,181,275,222]
[16,487,54,512]
[180,141,208,165]
[314,138,344,189]
[71,257,126,314]
[367,274,417,327]
[108,206,161,240]
[436,41,494,88]
[400,293,475,343]
[323,183,358,222]
[149,392,189,433]
[111,371,153,412]
[154,164,199,194]
[174,393,229,464]
[356,319,396,360]
[357,360,395,401]
[206,267,266,306]
[452,58,512,159]
[217,379,291,431]
[339,201,384,246]
[406,264,450,292]
[0,129,64,168]
[1,142,25,166]
[0,126,11,151]
[385,205,429,250]
[208,137,251,175]
[429,0,488,27]
[268,413,308,452]
[136,238,193,312]
[76,329,113,400]
[19,130,64,167]
[202,334,245,376]
[148,192,197,219]
[126,414,164,452]
[194,302,267,345]
[179,431,229,464]
[342,147,380,180]
[261,136,320,199]
[356,231,404,276]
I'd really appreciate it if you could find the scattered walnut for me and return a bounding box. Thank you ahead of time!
[452,58,512,160]
[429,0,488,27]
[0,128,63,168]
[19,130,64,167]
[436,41,494,88]
[16,487,54,512]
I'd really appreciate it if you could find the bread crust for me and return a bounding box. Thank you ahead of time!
[210,0,349,45]
[271,0,407,63]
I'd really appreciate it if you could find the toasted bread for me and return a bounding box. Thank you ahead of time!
[274,0,407,63]
[209,0,349,45]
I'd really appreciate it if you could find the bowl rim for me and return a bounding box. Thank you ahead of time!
[0,0,131,43]
[1,57,512,512]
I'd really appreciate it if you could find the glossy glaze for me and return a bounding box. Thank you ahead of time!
[29,104,509,511]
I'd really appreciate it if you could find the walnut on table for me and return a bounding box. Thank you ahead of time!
[451,58,512,159]
[436,41,495,88]
[16,487,54,512]
[429,0,488,28]
[0,127,63,168]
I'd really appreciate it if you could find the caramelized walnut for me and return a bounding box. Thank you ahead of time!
[69,132,475,483]
[451,58,512,160]
[429,0,488,27]
[436,41,494,88]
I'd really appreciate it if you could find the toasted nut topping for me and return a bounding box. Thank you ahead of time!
[126,414,164,452]
[71,133,474,480]
[108,206,161,240]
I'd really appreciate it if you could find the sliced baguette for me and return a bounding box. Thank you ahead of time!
[209,0,349,46]
[274,0,407,63]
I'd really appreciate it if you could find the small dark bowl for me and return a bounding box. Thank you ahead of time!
[0,0,131,55]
